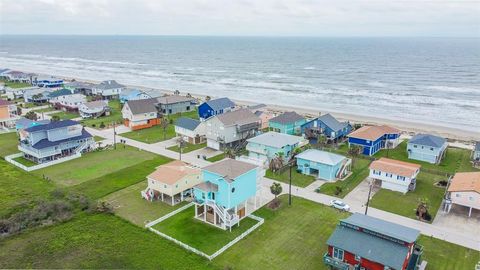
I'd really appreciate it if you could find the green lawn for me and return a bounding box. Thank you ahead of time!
[168,142,206,153]
[207,153,225,162]
[121,109,199,144]
[0,213,212,269]
[80,100,123,128]
[93,135,105,142]
[49,111,79,120]
[265,166,316,188]
[369,172,447,221]
[0,159,54,217]
[12,156,37,167]
[152,206,259,255]
[70,155,171,200]
[34,146,161,187]
[103,182,187,226]
[374,141,477,174]
[2,80,31,89]
[0,132,19,158]
[33,106,56,113]
[318,158,372,198]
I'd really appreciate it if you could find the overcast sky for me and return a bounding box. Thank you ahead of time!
[1,0,479,37]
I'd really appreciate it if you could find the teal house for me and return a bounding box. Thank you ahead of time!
[269,111,307,135]
[193,159,259,230]
[296,149,351,181]
[246,131,304,165]
[407,134,448,164]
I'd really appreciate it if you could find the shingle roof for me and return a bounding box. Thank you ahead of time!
[296,149,347,166]
[175,117,201,131]
[16,118,50,129]
[370,157,421,178]
[31,129,92,149]
[247,132,303,149]
[25,120,80,133]
[216,108,260,126]
[327,225,410,270]
[95,80,125,90]
[317,113,348,132]
[205,97,235,111]
[83,100,108,110]
[203,158,257,182]
[348,125,400,141]
[147,160,200,185]
[448,172,480,194]
[126,98,158,114]
[64,81,95,89]
[409,134,447,148]
[156,95,194,105]
[269,111,304,125]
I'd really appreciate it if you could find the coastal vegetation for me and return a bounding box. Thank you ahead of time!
[265,165,316,188]
[168,142,207,153]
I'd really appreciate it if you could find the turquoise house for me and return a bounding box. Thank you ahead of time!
[193,159,259,230]
[407,134,448,164]
[296,149,351,181]
[246,131,304,165]
[269,111,307,135]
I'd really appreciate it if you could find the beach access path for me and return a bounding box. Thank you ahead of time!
[86,126,480,251]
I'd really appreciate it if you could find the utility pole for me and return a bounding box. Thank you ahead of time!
[113,121,116,150]
[289,161,293,205]
[365,180,373,215]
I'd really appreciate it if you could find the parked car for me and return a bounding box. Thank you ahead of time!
[329,199,350,211]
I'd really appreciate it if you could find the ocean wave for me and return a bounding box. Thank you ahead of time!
[303,66,316,70]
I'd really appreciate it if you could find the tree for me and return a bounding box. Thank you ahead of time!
[416,198,430,221]
[348,144,362,166]
[173,90,180,95]
[32,93,43,103]
[317,134,327,147]
[25,111,37,121]
[50,115,60,122]
[290,147,303,161]
[177,136,186,160]
[160,117,169,140]
[269,152,285,172]
[186,93,192,98]
[270,182,283,208]
[223,147,236,159]
[205,96,211,101]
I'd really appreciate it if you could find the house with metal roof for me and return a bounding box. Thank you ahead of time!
[407,134,448,164]
[324,213,424,270]
[18,120,94,164]
[63,81,95,95]
[119,89,151,103]
[0,99,19,129]
[155,95,196,115]
[142,160,202,205]
[23,88,53,103]
[268,111,307,135]
[296,149,351,181]
[198,97,236,121]
[121,98,160,130]
[369,157,421,194]
[301,113,352,141]
[474,142,480,161]
[91,80,125,99]
[79,100,110,119]
[444,172,480,217]
[193,158,260,230]
[205,108,260,150]
[246,131,304,165]
[347,125,401,156]
[15,118,50,133]
[174,117,206,145]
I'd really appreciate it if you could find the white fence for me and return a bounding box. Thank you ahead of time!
[4,152,81,172]
[146,204,264,261]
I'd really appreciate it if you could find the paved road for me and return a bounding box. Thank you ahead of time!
[88,126,480,251]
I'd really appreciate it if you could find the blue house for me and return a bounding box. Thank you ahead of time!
[198,97,235,121]
[301,113,352,141]
[474,142,480,161]
[119,89,151,103]
[347,125,401,156]
[18,120,94,164]
[16,118,50,131]
[193,159,259,230]
[269,111,307,135]
[407,134,448,164]
[246,131,304,165]
[296,149,351,181]
[34,76,64,88]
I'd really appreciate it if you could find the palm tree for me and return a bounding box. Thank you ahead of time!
[186,93,192,98]
[269,152,285,173]
[416,198,430,221]
[25,111,37,121]
[50,115,60,122]
[177,136,186,160]
[205,96,211,101]
[348,145,362,167]
[270,182,283,201]
[317,134,327,147]
[173,90,180,95]
[224,147,236,159]
[160,117,169,140]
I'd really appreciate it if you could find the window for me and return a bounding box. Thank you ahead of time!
[414,145,417,148]
[430,147,434,151]
[164,184,167,188]
[469,196,474,201]
[332,248,344,260]
[456,194,461,198]
[231,187,235,193]
[397,175,405,181]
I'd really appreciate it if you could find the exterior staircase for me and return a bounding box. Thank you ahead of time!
[74,140,90,154]
[336,158,351,179]
[206,199,239,228]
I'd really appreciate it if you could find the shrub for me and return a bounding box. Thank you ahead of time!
[334,186,343,195]
[99,122,105,129]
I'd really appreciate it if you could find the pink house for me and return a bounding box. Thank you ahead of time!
[444,172,480,217]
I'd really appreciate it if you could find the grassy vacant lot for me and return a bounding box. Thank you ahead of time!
[318,158,372,198]
[32,106,56,113]
[0,159,54,217]
[70,155,171,200]
[34,146,160,186]
[369,172,447,220]
[49,111,79,120]
[168,142,206,153]
[265,166,316,188]
[375,141,477,174]
[0,132,19,157]
[0,213,212,269]
[207,153,225,162]
[12,156,36,167]
[103,182,186,226]
[1,79,31,89]
[152,206,259,255]
[122,109,199,144]
[80,100,123,128]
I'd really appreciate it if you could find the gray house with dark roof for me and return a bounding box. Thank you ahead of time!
[301,113,352,141]
[407,134,448,164]
[92,80,126,99]
[174,117,206,144]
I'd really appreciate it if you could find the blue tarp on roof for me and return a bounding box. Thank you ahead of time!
[25,120,80,133]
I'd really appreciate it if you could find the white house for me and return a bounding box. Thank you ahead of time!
[444,172,480,217]
[79,100,110,119]
[50,94,86,111]
[91,80,125,99]
[369,157,421,194]
[174,117,206,145]
[205,108,260,150]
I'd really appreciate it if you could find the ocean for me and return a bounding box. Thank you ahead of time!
[0,36,479,132]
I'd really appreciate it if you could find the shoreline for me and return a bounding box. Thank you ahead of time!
[5,69,480,143]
